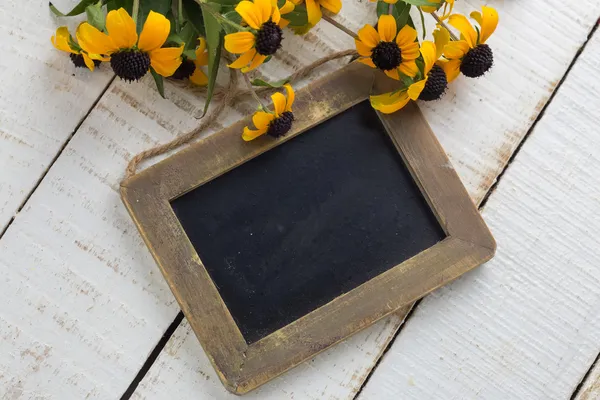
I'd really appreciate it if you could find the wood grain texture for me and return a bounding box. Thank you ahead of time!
[132,2,600,399]
[358,27,600,400]
[0,3,374,398]
[577,360,600,400]
[0,0,113,231]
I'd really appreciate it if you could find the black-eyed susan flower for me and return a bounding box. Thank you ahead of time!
[225,0,288,72]
[355,15,420,80]
[76,8,183,81]
[406,41,447,101]
[243,84,295,141]
[51,27,105,71]
[172,37,209,85]
[440,6,498,81]
[291,0,341,27]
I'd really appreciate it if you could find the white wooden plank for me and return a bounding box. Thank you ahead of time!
[0,0,113,231]
[132,2,600,399]
[0,5,373,399]
[576,359,600,400]
[358,27,600,400]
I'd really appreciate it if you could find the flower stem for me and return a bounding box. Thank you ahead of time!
[431,11,458,41]
[199,2,249,32]
[242,72,268,111]
[322,14,358,40]
[132,0,140,25]
[177,0,184,31]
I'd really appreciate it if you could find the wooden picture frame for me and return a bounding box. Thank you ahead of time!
[120,62,496,394]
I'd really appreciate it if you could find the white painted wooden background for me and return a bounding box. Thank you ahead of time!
[0,0,599,398]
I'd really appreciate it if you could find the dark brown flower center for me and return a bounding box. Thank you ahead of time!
[371,41,401,71]
[256,21,283,56]
[460,44,494,78]
[172,58,195,80]
[70,53,100,68]
[110,50,150,82]
[267,111,294,137]
[419,64,448,101]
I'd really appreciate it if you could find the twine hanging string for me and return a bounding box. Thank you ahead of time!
[123,49,357,179]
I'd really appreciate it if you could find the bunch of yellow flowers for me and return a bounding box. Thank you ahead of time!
[50,0,498,140]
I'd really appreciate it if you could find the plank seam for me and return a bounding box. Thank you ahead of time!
[352,19,600,400]
[478,20,599,211]
[120,311,185,400]
[0,75,116,239]
[571,351,600,400]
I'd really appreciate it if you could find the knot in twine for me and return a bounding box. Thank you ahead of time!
[123,49,357,180]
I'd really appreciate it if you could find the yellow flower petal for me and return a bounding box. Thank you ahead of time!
[284,84,295,111]
[395,25,417,47]
[253,111,275,130]
[76,23,117,55]
[400,42,420,60]
[439,59,461,82]
[138,11,171,52]
[195,38,209,66]
[355,39,373,57]
[255,0,273,25]
[271,92,286,116]
[197,37,207,53]
[448,14,477,48]
[385,69,399,80]
[470,11,482,26]
[357,57,376,69]
[106,8,137,49]
[242,53,267,72]
[228,48,257,69]
[82,52,95,71]
[319,0,341,14]
[243,126,268,141]
[433,26,450,59]
[272,5,281,25]
[280,0,295,14]
[443,40,469,59]
[420,41,437,74]
[279,18,290,28]
[150,46,184,77]
[407,79,426,100]
[190,68,209,85]
[224,31,256,54]
[51,27,77,54]
[370,91,410,114]
[305,0,323,26]
[378,15,397,43]
[357,24,379,49]
[478,6,498,44]
[236,1,262,29]
[398,60,418,77]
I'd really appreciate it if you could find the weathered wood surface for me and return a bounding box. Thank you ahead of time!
[0,0,113,232]
[577,361,600,400]
[1,0,599,399]
[358,27,600,400]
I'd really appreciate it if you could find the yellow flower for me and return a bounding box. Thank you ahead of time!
[291,0,341,27]
[76,8,183,81]
[190,38,209,85]
[225,0,288,72]
[243,84,295,141]
[421,0,454,20]
[440,6,498,82]
[355,15,420,79]
[51,26,105,71]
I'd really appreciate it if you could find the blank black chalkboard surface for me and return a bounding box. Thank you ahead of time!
[171,100,445,344]
[121,62,496,394]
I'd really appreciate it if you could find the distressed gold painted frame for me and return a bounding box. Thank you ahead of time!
[121,62,495,395]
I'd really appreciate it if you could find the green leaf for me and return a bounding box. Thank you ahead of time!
[167,32,185,44]
[182,0,205,36]
[106,0,133,13]
[183,49,197,59]
[251,78,289,88]
[150,68,166,98]
[85,2,106,31]
[49,0,98,16]
[207,0,241,5]
[284,3,308,27]
[400,0,436,6]
[395,3,411,27]
[180,22,200,51]
[200,2,223,117]
[376,1,388,18]
[221,10,241,34]
[136,0,172,33]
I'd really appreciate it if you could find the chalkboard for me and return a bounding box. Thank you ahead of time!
[170,101,446,344]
